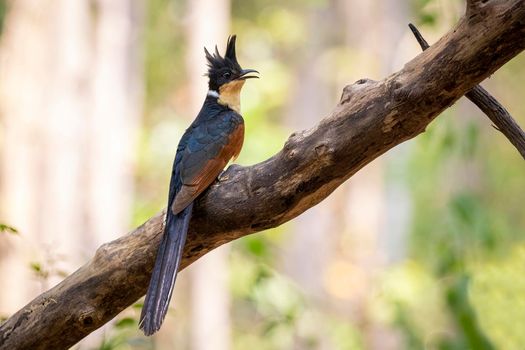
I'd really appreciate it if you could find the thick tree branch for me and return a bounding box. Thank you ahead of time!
[1,1,525,349]
[409,23,525,159]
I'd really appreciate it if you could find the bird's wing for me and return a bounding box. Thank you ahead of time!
[171,112,244,214]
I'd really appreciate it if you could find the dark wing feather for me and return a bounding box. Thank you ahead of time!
[172,112,244,214]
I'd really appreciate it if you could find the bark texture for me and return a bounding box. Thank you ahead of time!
[1,1,525,348]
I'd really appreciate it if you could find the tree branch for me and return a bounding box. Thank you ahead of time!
[466,0,489,18]
[467,0,486,10]
[409,23,525,159]
[1,1,525,348]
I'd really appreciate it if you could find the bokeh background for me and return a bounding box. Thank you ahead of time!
[0,0,524,349]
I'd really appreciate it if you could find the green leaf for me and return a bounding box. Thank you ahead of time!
[462,121,479,158]
[244,236,268,257]
[262,319,279,335]
[115,317,136,329]
[0,223,18,235]
[447,275,496,350]
[419,13,436,26]
[30,262,42,273]
[132,302,143,309]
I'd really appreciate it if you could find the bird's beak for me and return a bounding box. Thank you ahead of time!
[238,68,259,80]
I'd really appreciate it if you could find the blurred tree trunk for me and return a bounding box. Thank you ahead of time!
[284,1,410,349]
[82,1,142,347]
[337,1,410,349]
[283,6,337,350]
[186,1,232,350]
[0,0,92,316]
[87,0,142,253]
[0,0,142,340]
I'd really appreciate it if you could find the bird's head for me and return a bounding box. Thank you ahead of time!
[205,35,258,113]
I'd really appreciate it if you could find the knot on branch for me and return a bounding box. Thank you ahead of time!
[314,143,333,158]
[466,0,490,20]
[467,0,489,8]
[284,130,309,153]
[93,242,112,267]
[78,307,100,331]
[340,78,376,105]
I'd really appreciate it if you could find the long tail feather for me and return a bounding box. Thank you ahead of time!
[139,202,193,335]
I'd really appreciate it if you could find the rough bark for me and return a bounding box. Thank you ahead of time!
[1,1,525,349]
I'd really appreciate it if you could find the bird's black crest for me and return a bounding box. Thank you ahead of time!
[205,35,242,91]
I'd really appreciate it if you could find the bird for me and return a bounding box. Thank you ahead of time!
[139,35,258,336]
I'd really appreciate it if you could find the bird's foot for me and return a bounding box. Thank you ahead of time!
[218,164,243,182]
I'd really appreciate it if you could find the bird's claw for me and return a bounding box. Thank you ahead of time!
[218,164,242,182]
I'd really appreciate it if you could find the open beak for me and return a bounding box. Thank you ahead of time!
[238,68,259,80]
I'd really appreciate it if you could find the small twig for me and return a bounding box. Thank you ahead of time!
[408,23,430,50]
[466,87,525,159]
[409,23,525,160]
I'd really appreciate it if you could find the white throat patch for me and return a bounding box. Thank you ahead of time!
[207,90,219,98]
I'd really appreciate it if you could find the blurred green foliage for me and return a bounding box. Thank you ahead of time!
[0,223,18,234]
[99,316,150,350]
[0,0,7,36]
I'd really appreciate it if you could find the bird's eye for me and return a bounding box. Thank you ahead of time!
[223,72,231,78]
